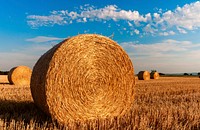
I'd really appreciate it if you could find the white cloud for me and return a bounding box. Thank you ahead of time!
[134,29,140,35]
[27,1,200,36]
[83,17,87,22]
[27,15,65,28]
[127,21,133,27]
[153,1,200,31]
[165,1,200,30]
[27,5,150,28]
[121,39,200,73]
[145,13,152,22]
[142,1,200,35]
[26,36,65,43]
[159,31,175,36]
[67,11,79,19]
[177,27,187,34]
[143,24,158,34]
[78,5,149,22]
[169,31,175,35]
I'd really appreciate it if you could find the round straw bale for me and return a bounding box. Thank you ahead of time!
[30,34,135,123]
[150,71,160,79]
[8,66,32,86]
[138,71,150,80]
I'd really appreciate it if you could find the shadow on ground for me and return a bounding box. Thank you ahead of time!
[0,83,10,85]
[0,100,53,126]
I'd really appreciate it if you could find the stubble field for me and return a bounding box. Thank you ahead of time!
[0,75,199,129]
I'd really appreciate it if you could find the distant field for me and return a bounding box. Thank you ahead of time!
[0,75,199,129]
[161,74,200,77]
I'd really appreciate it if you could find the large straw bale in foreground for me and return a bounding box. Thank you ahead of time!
[138,71,150,80]
[8,66,32,86]
[150,72,160,79]
[30,34,135,123]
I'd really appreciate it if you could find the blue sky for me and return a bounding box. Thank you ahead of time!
[0,0,200,73]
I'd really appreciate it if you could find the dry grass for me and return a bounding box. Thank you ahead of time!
[0,75,200,129]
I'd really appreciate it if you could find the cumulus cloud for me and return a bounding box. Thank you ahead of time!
[27,4,151,28]
[121,39,200,73]
[145,1,200,35]
[77,5,147,21]
[153,1,200,32]
[27,1,200,36]
[164,1,200,30]
[159,31,175,36]
[143,24,158,34]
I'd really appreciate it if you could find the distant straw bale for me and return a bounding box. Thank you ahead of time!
[8,66,32,86]
[150,72,160,79]
[138,71,150,80]
[30,34,135,124]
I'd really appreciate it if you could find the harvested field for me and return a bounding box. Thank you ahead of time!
[0,75,200,129]
[0,75,9,84]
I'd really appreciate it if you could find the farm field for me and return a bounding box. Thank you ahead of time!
[0,75,199,129]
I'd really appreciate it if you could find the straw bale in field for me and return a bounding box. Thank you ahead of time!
[138,71,150,80]
[150,72,160,79]
[30,34,135,123]
[8,66,32,86]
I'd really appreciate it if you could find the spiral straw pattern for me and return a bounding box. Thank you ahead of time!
[30,34,135,124]
[138,71,150,80]
[150,72,160,79]
[8,66,32,86]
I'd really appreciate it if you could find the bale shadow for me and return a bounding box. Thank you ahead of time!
[0,100,55,127]
[0,83,10,85]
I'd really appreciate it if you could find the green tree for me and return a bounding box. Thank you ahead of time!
[151,70,157,73]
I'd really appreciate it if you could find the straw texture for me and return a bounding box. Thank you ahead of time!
[138,71,150,80]
[150,72,160,79]
[8,66,32,86]
[30,34,135,124]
